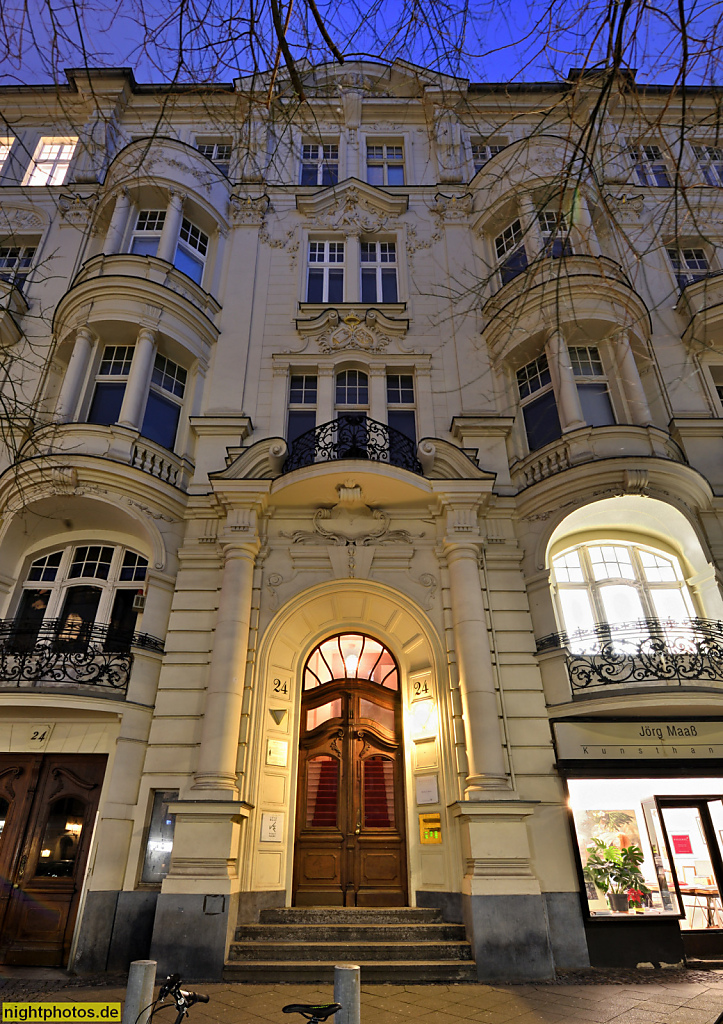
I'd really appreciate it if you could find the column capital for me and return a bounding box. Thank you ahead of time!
[168,188,187,207]
[136,325,157,345]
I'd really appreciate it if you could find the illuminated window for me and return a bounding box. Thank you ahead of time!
[304,633,398,690]
[23,137,77,186]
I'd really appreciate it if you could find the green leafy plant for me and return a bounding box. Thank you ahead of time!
[583,838,651,896]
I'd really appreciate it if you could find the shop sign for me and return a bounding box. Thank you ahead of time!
[554,720,723,760]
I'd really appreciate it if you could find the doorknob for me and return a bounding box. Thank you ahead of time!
[354,821,361,835]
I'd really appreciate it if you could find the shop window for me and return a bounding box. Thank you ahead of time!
[140,790,179,885]
[495,219,527,285]
[666,247,711,290]
[693,145,723,187]
[196,140,232,174]
[307,240,344,302]
[287,373,317,445]
[11,543,149,651]
[568,776,723,928]
[0,242,37,292]
[23,137,77,186]
[386,373,416,444]
[361,241,398,303]
[366,143,404,186]
[301,143,339,186]
[629,144,672,187]
[551,541,695,645]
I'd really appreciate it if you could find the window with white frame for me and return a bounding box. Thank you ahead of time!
[517,353,561,451]
[196,140,232,175]
[386,373,416,443]
[336,369,368,407]
[471,139,505,174]
[551,541,695,642]
[336,369,369,457]
[307,240,345,302]
[693,145,723,187]
[366,144,404,186]
[287,373,318,444]
[23,137,78,186]
[0,138,13,175]
[129,210,208,285]
[130,210,166,257]
[301,143,339,186]
[568,345,615,427]
[666,246,710,290]
[0,242,37,291]
[86,345,187,451]
[495,219,527,285]
[361,241,398,303]
[629,145,672,187]
[538,210,573,258]
[12,543,150,652]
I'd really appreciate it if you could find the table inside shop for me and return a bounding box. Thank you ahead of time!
[678,885,722,928]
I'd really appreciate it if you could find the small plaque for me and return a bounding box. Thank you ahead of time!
[260,812,284,842]
[269,676,291,701]
[266,738,288,767]
[419,812,442,845]
[28,724,53,748]
[415,774,439,805]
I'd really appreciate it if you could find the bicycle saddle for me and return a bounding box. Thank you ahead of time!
[282,1004,342,1021]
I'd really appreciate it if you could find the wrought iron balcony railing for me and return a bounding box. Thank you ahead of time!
[283,414,423,475]
[0,619,165,694]
[536,618,723,692]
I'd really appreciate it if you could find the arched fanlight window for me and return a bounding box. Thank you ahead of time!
[303,633,398,690]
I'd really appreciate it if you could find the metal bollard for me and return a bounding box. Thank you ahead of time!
[122,959,157,1024]
[334,963,360,1024]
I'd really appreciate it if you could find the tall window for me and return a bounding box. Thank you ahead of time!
[336,369,368,407]
[87,346,187,451]
[693,145,723,187]
[568,346,615,427]
[12,544,149,651]
[667,247,710,290]
[629,145,671,187]
[130,210,208,285]
[366,144,404,186]
[517,353,561,451]
[0,243,37,291]
[301,144,339,186]
[361,242,398,303]
[307,241,344,302]
[538,211,573,258]
[0,138,13,175]
[495,219,527,284]
[287,373,317,444]
[130,210,166,257]
[23,137,77,186]
[386,373,416,443]
[471,140,504,174]
[336,370,368,459]
[552,541,695,641]
[196,140,232,175]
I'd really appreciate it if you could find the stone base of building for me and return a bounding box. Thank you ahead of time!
[584,918,684,968]
[150,892,239,980]
[74,890,158,972]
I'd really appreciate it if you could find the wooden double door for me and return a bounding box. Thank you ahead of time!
[0,753,106,966]
[293,680,407,907]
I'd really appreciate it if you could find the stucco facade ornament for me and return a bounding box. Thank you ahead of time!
[296,305,408,353]
[283,480,415,547]
[228,194,270,223]
[605,193,645,221]
[430,192,474,221]
[58,193,100,226]
[317,187,391,236]
[0,208,44,232]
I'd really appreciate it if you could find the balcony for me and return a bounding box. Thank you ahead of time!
[537,618,723,695]
[283,414,422,475]
[0,619,164,698]
[676,271,723,342]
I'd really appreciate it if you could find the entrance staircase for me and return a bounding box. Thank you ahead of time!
[224,907,477,982]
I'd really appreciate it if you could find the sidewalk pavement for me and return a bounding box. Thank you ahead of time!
[1,972,723,1024]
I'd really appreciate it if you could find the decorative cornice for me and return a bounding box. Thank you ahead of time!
[296,179,408,234]
[228,193,270,224]
[295,305,409,354]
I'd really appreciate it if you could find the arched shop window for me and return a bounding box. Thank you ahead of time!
[12,544,148,650]
[551,540,695,640]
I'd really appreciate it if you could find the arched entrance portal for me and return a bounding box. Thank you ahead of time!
[293,633,408,907]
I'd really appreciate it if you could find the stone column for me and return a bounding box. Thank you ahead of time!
[545,329,585,432]
[117,327,156,431]
[192,516,260,795]
[518,193,544,260]
[441,499,508,794]
[156,190,185,264]
[369,363,387,424]
[103,188,132,255]
[344,231,360,302]
[55,326,94,423]
[570,191,601,257]
[613,331,652,425]
[317,364,335,425]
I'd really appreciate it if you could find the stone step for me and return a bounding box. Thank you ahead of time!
[227,940,473,963]
[234,923,467,943]
[259,907,442,925]
[223,960,479,983]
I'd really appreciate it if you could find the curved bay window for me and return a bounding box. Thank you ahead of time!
[11,544,148,652]
[294,633,406,907]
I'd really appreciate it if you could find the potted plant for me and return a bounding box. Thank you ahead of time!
[583,838,651,913]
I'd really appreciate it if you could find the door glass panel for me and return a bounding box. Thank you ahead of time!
[306,756,339,828]
[600,585,645,626]
[141,789,178,884]
[358,699,395,735]
[363,756,395,828]
[306,699,342,731]
[57,586,102,648]
[12,589,51,650]
[34,796,85,878]
[661,805,722,929]
[0,796,8,838]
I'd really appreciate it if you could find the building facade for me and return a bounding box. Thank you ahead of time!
[1,59,723,981]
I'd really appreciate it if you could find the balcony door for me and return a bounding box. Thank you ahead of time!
[0,753,106,966]
[293,633,407,907]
